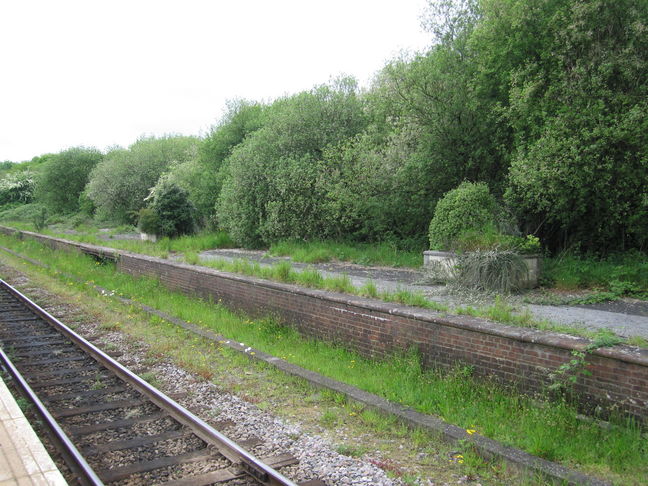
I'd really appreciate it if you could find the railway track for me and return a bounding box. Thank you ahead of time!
[0,279,324,486]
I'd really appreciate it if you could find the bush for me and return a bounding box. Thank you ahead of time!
[428,182,500,250]
[0,171,35,205]
[148,179,196,238]
[36,147,103,214]
[0,203,46,223]
[216,78,367,247]
[86,136,198,223]
[78,189,95,216]
[137,208,160,235]
[32,206,48,231]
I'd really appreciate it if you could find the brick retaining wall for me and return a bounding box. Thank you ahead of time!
[2,227,647,422]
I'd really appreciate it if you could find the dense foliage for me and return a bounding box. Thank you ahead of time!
[428,182,500,250]
[0,170,35,205]
[492,0,648,252]
[86,136,198,223]
[145,178,196,237]
[216,78,367,247]
[1,0,645,256]
[36,147,103,214]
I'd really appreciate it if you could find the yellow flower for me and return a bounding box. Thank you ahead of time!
[466,428,476,435]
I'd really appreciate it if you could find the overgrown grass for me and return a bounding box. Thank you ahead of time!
[542,251,648,298]
[5,221,646,298]
[0,234,646,484]
[269,239,422,268]
[0,221,235,258]
[196,255,446,311]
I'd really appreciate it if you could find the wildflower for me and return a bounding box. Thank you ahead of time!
[466,428,476,435]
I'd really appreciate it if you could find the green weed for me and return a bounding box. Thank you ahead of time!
[269,239,422,268]
[542,252,647,298]
[335,443,369,457]
[139,371,161,388]
[319,409,340,428]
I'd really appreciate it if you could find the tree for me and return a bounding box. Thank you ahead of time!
[493,0,648,252]
[36,147,103,214]
[170,100,267,224]
[217,78,367,247]
[0,170,35,205]
[146,177,196,237]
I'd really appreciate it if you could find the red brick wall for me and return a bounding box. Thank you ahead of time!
[2,227,646,422]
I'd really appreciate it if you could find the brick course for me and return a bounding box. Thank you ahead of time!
[3,227,647,422]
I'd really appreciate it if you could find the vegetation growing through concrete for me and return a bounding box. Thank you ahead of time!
[0,234,646,485]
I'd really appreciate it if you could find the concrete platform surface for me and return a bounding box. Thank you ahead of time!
[0,376,66,485]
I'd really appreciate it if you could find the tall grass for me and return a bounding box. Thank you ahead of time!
[269,239,422,268]
[0,234,645,484]
[1,223,235,258]
[543,251,648,297]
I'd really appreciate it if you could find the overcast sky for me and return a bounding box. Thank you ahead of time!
[0,0,431,162]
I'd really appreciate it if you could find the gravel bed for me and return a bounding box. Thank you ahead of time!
[50,389,138,408]
[92,435,207,469]
[75,416,182,447]
[40,376,122,396]
[60,402,160,427]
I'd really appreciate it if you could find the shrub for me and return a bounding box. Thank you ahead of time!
[0,203,46,223]
[428,182,500,250]
[0,171,35,205]
[36,147,103,214]
[78,189,95,216]
[137,208,160,235]
[86,136,198,223]
[148,180,196,238]
[32,206,48,231]
[216,78,367,247]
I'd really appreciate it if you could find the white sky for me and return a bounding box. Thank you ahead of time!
[0,0,431,162]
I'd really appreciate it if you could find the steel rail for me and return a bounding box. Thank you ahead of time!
[0,279,299,486]
[0,347,104,486]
